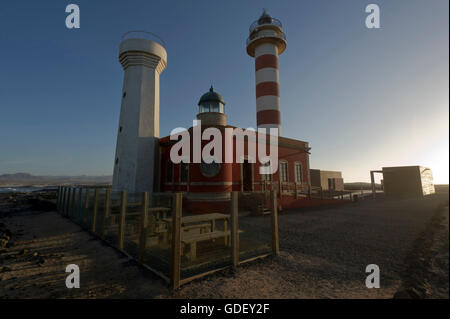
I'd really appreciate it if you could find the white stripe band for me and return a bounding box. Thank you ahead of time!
[255,43,278,58]
[255,68,279,85]
[258,124,281,134]
[256,95,280,112]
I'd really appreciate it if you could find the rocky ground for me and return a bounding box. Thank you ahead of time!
[0,190,448,299]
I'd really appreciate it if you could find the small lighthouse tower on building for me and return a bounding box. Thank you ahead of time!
[112,32,167,193]
[246,10,286,134]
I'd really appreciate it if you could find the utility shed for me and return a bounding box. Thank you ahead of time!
[382,166,435,197]
[310,169,344,191]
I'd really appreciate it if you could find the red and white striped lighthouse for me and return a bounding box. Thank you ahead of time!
[246,10,287,134]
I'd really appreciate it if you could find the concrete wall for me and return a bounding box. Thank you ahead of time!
[419,166,435,196]
[382,166,435,197]
[310,169,343,190]
[310,169,321,188]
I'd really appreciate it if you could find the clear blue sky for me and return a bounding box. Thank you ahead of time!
[0,0,448,183]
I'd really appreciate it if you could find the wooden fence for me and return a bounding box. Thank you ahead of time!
[56,186,279,290]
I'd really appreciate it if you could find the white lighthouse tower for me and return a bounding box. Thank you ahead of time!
[246,10,286,134]
[112,32,167,193]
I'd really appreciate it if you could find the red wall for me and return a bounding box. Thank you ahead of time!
[159,129,310,193]
[158,127,327,214]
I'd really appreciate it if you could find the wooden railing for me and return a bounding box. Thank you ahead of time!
[56,186,280,290]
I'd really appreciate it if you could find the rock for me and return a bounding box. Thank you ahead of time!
[0,229,12,238]
[393,289,411,299]
[408,287,423,299]
[0,266,12,273]
[0,230,11,248]
[0,239,8,249]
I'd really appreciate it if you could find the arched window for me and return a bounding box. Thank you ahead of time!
[279,161,288,182]
[294,162,303,183]
[261,160,273,181]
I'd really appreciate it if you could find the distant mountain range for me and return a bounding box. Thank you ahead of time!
[0,173,112,186]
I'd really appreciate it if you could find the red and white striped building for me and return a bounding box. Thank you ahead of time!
[246,10,287,134]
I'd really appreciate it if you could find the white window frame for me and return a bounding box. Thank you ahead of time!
[279,161,289,182]
[261,160,273,181]
[294,162,303,183]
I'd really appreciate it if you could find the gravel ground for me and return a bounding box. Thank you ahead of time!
[0,191,448,298]
[174,193,449,298]
[394,204,449,298]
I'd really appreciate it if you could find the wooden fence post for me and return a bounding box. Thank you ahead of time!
[170,192,182,290]
[70,188,75,216]
[230,191,239,269]
[83,188,90,226]
[270,190,280,256]
[64,187,68,214]
[101,189,111,238]
[62,187,66,211]
[57,186,60,212]
[65,188,72,216]
[138,192,149,263]
[56,186,61,211]
[278,180,282,198]
[70,188,77,219]
[77,188,82,220]
[118,190,127,251]
[63,187,67,215]
[60,187,66,214]
[91,188,99,233]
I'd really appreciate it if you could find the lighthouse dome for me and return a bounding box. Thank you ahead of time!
[196,86,227,126]
[258,9,273,25]
[198,86,226,106]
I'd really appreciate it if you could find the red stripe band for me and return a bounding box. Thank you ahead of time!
[257,110,281,125]
[255,54,278,71]
[256,82,279,98]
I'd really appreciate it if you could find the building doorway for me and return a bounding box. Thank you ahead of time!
[242,160,253,192]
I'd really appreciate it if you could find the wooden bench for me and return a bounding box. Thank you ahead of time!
[181,229,243,261]
[183,223,211,234]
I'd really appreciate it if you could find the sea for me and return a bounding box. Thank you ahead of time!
[0,186,58,194]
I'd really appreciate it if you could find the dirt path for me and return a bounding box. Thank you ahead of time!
[0,210,170,298]
[394,204,449,298]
